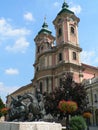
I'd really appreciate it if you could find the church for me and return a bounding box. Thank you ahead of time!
[6,1,98,125]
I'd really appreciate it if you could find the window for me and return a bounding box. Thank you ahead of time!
[86,96,89,104]
[41,46,43,51]
[36,66,39,72]
[37,46,40,53]
[59,78,62,87]
[59,53,62,61]
[94,94,97,102]
[58,28,62,37]
[71,27,75,34]
[57,18,62,24]
[40,82,43,94]
[73,52,76,60]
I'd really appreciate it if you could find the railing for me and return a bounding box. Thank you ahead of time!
[83,77,98,86]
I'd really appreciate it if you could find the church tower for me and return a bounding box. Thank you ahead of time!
[53,1,80,46]
[33,19,55,93]
[53,0,83,83]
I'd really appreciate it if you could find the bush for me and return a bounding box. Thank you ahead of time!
[0,98,5,117]
[69,115,87,130]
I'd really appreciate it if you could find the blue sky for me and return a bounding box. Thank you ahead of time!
[0,0,98,103]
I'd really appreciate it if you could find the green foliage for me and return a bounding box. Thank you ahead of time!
[43,73,87,118]
[0,97,5,117]
[69,116,87,130]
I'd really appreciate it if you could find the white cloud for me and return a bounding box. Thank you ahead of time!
[53,2,60,8]
[0,18,31,53]
[5,37,29,53]
[0,82,5,91]
[0,82,20,103]
[81,51,95,65]
[70,5,82,14]
[0,18,30,37]
[24,12,35,22]
[5,68,19,75]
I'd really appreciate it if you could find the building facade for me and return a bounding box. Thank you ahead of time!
[32,1,83,94]
[84,77,98,126]
[6,1,98,125]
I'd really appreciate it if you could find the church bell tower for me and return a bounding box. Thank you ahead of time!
[53,0,83,82]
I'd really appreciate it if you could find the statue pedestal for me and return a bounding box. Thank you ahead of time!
[0,121,62,130]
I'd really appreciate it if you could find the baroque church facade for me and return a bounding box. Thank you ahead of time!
[7,1,98,125]
[32,1,98,93]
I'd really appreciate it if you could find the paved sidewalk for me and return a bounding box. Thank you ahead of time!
[89,126,98,130]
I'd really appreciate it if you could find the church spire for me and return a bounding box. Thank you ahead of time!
[38,17,51,35]
[62,0,69,9]
[42,16,48,29]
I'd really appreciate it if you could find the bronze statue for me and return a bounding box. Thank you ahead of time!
[7,92,46,121]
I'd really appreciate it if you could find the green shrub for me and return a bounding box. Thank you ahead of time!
[69,115,87,130]
[0,98,5,117]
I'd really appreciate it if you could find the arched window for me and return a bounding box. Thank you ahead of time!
[58,27,62,37]
[71,27,75,34]
[37,46,40,53]
[73,52,76,60]
[94,94,97,102]
[41,46,43,51]
[40,82,43,93]
[59,53,62,61]
[59,78,62,87]
[36,66,39,72]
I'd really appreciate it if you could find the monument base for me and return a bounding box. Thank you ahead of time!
[0,121,62,130]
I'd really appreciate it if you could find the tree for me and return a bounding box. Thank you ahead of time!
[0,97,5,117]
[43,73,88,119]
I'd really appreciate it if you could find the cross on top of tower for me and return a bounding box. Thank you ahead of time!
[42,16,48,29]
[62,0,69,9]
[38,17,52,35]
[44,16,46,23]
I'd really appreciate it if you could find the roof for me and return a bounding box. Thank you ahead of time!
[82,63,98,70]
[57,1,74,16]
[38,21,52,35]
[9,83,32,95]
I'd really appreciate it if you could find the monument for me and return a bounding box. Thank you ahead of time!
[7,92,46,121]
[0,92,62,130]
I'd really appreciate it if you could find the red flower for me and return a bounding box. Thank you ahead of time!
[58,100,78,113]
[58,100,67,112]
[1,107,9,115]
[66,101,78,113]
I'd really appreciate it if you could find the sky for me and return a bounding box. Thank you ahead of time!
[0,0,98,103]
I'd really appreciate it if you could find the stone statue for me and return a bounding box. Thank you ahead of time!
[7,92,46,121]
